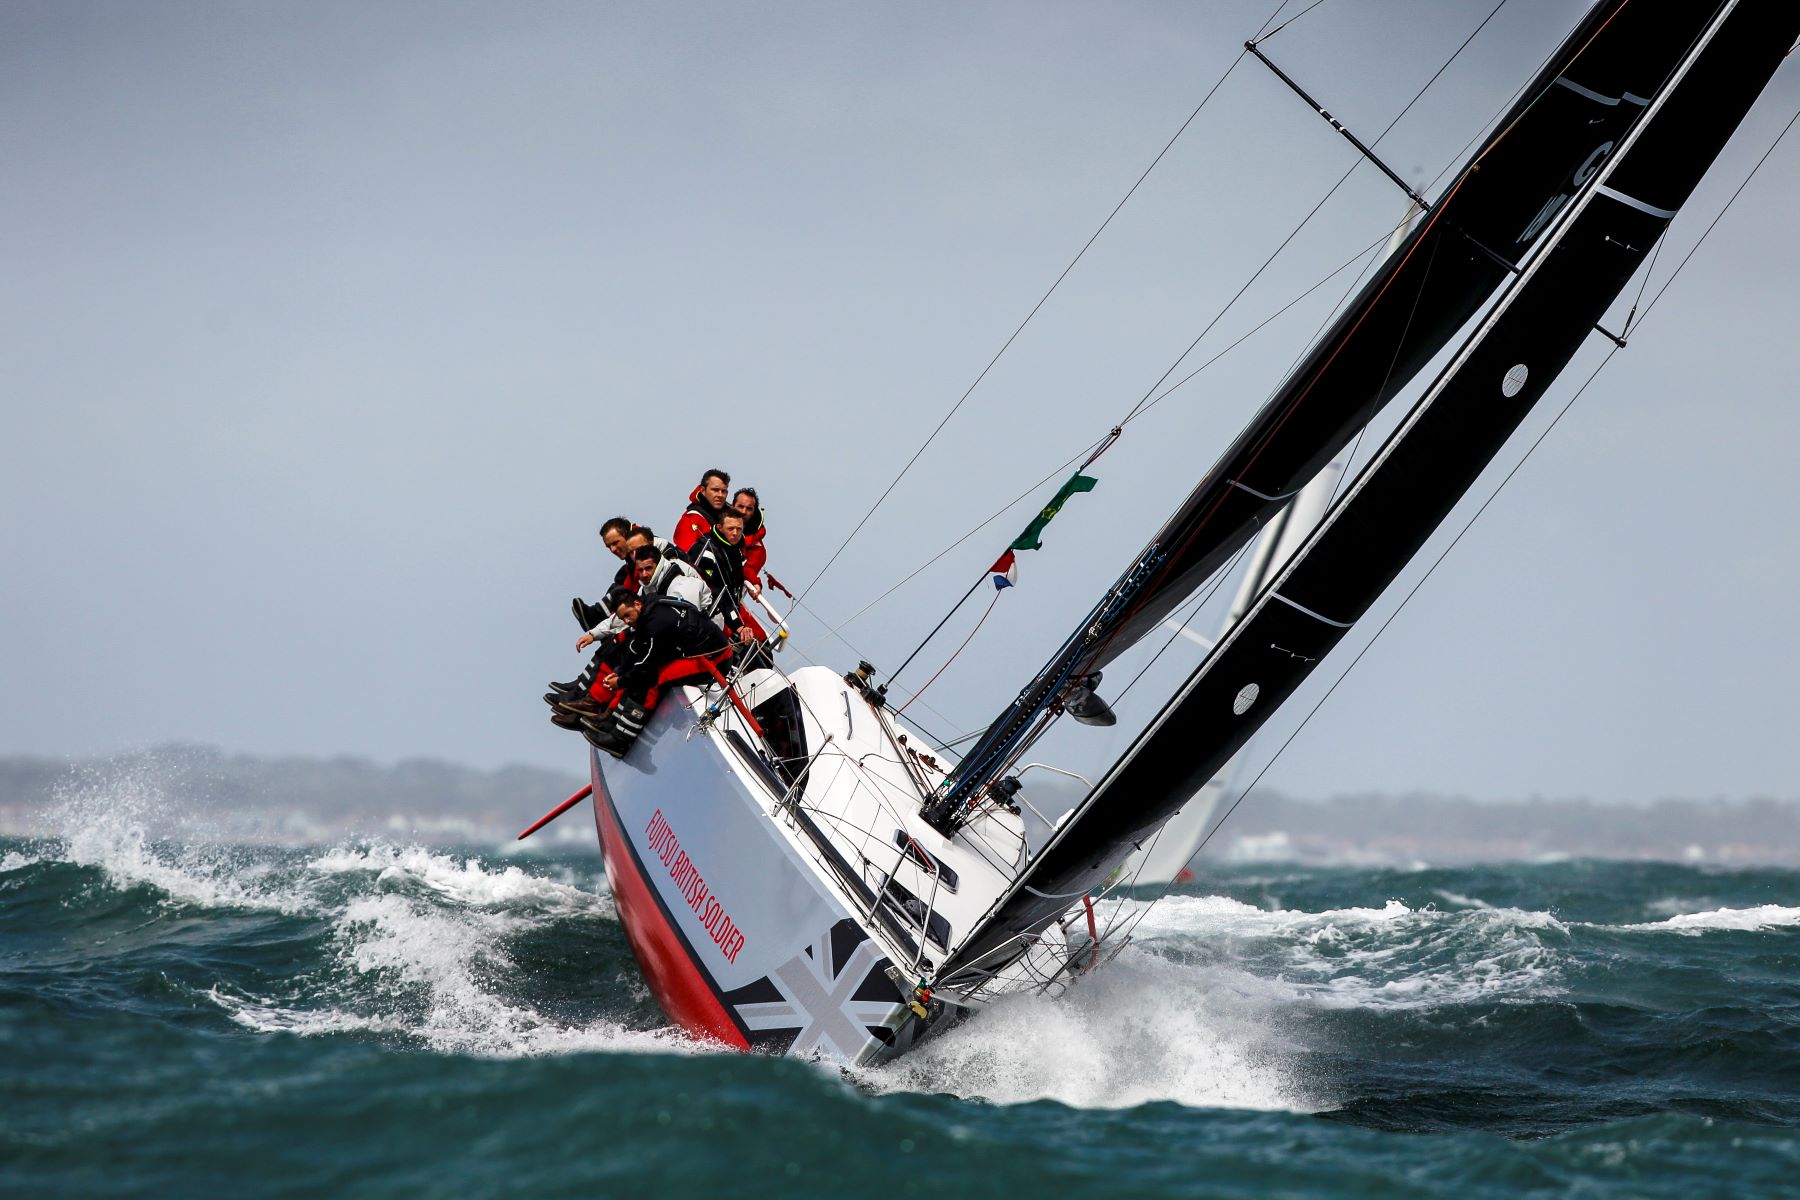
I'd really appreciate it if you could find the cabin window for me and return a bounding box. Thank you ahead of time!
[879,874,951,953]
[892,829,958,892]
[750,686,809,789]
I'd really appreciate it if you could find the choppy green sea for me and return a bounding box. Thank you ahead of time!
[4,782,1798,1198]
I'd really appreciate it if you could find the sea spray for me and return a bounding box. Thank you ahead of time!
[859,945,1321,1111]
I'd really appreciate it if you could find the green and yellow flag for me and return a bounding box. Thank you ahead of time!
[1009,471,1098,552]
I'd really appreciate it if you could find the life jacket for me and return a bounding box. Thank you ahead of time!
[642,554,714,612]
[685,529,746,623]
[673,485,725,554]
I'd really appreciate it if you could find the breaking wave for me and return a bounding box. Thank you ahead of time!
[1617,904,1800,933]
[861,946,1319,1111]
[17,761,665,1059]
[1110,892,1567,1009]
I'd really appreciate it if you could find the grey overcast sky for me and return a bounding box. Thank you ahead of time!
[3,1,1796,803]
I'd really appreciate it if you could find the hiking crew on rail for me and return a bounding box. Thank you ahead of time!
[545,468,776,757]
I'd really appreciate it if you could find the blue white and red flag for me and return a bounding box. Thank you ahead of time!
[989,550,1017,590]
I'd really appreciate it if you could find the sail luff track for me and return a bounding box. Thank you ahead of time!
[939,0,1800,990]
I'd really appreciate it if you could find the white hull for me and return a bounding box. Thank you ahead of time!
[592,665,1045,1063]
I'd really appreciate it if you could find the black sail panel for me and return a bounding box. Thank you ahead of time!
[940,0,1799,988]
[1092,0,1732,666]
[941,0,1726,812]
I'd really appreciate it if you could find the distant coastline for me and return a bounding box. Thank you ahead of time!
[3,746,1795,864]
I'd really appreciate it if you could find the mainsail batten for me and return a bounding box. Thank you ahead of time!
[940,0,1799,989]
[934,0,1715,820]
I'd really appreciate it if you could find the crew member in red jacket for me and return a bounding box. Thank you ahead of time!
[732,488,767,594]
[672,468,730,554]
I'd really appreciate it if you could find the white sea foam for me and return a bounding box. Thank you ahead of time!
[1108,893,1565,1010]
[1433,888,1494,910]
[307,843,613,918]
[280,890,670,1057]
[43,763,313,914]
[1619,904,1800,934]
[0,851,40,873]
[197,850,644,1058]
[857,890,1572,1110]
[859,947,1319,1112]
[207,987,415,1038]
[27,756,645,1057]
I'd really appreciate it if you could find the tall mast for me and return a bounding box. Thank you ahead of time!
[926,0,1667,828]
[939,0,1799,989]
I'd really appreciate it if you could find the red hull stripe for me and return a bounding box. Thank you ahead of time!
[590,756,750,1050]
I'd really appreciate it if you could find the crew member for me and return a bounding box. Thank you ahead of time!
[549,535,712,713]
[580,586,730,757]
[570,516,635,630]
[548,523,677,712]
[687,510,774,670]
[672,468,730,554]
[684,510,748,626]
[630,542,712,610]
[731,489,767,594]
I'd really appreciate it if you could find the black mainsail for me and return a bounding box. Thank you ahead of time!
[938,0,1799,989]
[927,0,1754,825]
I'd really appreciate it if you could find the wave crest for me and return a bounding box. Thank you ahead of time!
[1620,904,1800,933]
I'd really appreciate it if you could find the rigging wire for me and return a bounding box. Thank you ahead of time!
[896,589,1006,716]
[1256,0,1332,44]
[983,1,1524,716]
[824,1,1513,710]
[791,6,1288,611]
[813,226,1402,668]
[1123,0,1510,432]
[924,0,1518,745]
[1091,94,1800,950]
[778,591,964,740]
[795,431,1113,656]
[1167,97,1800,888]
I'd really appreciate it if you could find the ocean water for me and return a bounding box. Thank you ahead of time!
[4,779,1798,1198]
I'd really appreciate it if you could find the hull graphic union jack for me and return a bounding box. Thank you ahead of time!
[723,920,898,1058]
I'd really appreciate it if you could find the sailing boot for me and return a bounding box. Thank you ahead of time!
[547,648,608,707]
[571,597,607,631]
[580,719,627,757]
[549,710,585,731]
[554,693,609,722]
[581,700,646,758]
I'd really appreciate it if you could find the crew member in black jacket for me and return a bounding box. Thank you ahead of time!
[686,509,776,670]
[581,586,729,757]
[684,510,747,625]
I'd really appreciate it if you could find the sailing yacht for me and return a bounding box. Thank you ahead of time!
[564,1,1800,1063]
